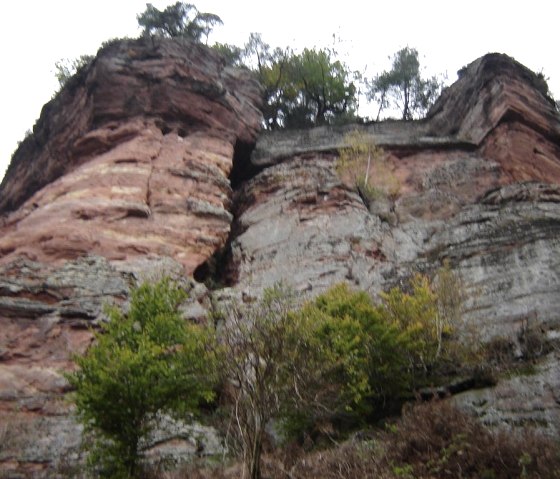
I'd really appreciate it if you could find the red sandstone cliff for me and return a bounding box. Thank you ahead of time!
[0,37,262,273]
[1,44,560,476]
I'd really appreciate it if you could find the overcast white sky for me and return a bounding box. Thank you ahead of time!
[1,0,558,183]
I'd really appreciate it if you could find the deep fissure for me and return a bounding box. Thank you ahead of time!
[193,138,262,287]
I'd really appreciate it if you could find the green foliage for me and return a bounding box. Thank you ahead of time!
[219,271,465,477]
[368,47,443,120]
[223,275,462,477]
[243,34,358,129]
[221,283,384,478]
[380,274,441,373]
[212,42,244,67]
[54,54,94,88]
[66,278,219,478]
[137,2,222,42]
[297,284,411,412]
[303,273,462,413]
[336,130,400,204]
[284,48,358,128]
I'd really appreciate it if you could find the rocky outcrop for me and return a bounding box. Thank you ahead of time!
[0,37,262,477]
[224,54,560,436]
[1,47,560,475]
[0,253,219,476]
[0,37,262,274]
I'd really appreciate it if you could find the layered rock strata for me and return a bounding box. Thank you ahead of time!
[0,37,262,476]
[1,48,560,475]
[226,54,560,435]
[0,37,262,273]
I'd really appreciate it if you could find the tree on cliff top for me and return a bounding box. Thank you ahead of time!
[244,34,358,129]
[66,278,219,478]
[368,47,443,120]
[137,2,222,43]
[54,55,94,89]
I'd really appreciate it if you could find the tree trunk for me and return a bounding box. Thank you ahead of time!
[248,431,263,479]
[124,435,140,479]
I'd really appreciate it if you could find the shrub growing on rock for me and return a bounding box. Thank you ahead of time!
[220,283,394,479]
[137,2,222,42]
[336,130,400,208]
[66,278,219,478]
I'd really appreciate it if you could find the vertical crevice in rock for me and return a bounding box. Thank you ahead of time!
[193,138,260,287]
[146,162,154,212]
[229,139,263,190]
[193,246,234,288]
[146,137,162,213]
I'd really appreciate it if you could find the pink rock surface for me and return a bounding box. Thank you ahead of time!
[2,47,560,475]
[0,37,262,274]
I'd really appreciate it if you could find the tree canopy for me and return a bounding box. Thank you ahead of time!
[66,278,219,478]
[242,34,358,129]
[54,55,94,88]
[368,47,443,120]
[137,2,222,42]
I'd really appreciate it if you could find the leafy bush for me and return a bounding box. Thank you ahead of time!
[297,284,411,413]
[380,274,442,374]
[384,400,560,479]
[262,400,560,479]
[218,272,467,478]
[336,130,400,207]
[219,282,410,478]
[219,283,374,478]
[286,276,458,427]
[66,278,219,478]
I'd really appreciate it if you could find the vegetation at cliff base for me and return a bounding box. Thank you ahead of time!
[241,399,559,479]
[64,267,560,479]
[66,278,218,478]
[216,272,465,479]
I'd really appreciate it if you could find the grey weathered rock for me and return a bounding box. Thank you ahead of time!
[0,254,213,477]
[228,154,390,294]
[2,47,560,476]
[454,353,560,437]
[220,55,560,442]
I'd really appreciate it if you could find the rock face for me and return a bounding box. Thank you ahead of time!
[1,47,560,475]
[0,37,262,273]
[0,37,262,477]
[226,54,560,435]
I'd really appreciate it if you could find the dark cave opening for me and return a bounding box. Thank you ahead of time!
[228,138,262,190]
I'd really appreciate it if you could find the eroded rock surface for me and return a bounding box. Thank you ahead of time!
[0,37,261,477]
[225,54,560,437]
[0,37,262,273]
[1,48,560,475]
